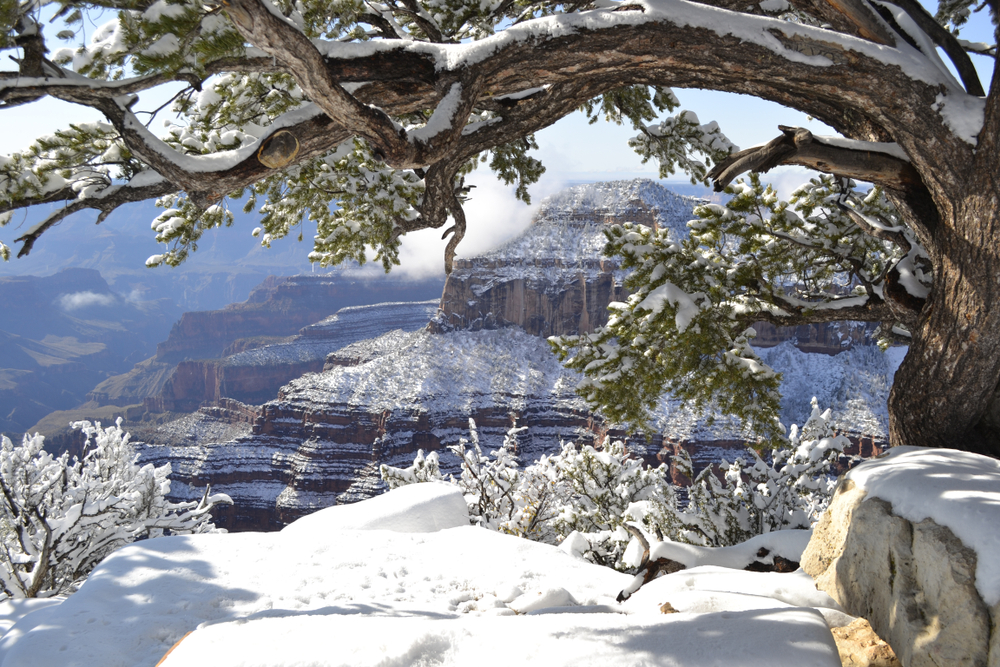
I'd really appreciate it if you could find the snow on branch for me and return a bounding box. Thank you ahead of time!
[708,126,920,192]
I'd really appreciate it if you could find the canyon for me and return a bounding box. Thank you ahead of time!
[87,275,443,410]
[124,180,897,531]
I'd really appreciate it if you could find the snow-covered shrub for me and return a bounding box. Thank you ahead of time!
[382,400,847,567]
[0,420,232,599]
[536,439,677,569]
[448,419,526,531]
[379,449,444,489]
[668,398,848,547]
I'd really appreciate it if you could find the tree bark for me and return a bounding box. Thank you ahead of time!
[887,57,1000,456]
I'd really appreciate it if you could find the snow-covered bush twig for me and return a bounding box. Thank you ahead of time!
[382,400,847,570]
[0,419,232,599]
[379,449,443,489]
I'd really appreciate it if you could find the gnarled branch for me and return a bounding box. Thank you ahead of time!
[708,125,922,192]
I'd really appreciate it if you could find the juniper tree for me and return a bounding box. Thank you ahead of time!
[0,0,998,452]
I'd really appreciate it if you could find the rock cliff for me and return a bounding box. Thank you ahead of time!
[135,329,900,532]
[89,277,443,408]
[154,275,444,364]
[145,300,440,411]
[436,179,693,337]
[132,180,900,531]
[436,179,874,351]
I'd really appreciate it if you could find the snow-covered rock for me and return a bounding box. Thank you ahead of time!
[136,327,904,531]
[436,179,698,337]
[802,447,1000,667]
[133,180,905,531]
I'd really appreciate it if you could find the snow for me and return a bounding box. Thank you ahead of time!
[0,483,845,667]
[624,566,840,612]
[280,481,468,534]
[845,447,1000,606]
[409,83,463,144]
[811,135,909,161]
[636,281,706,332]
[647,529,813,570]
[932,92,986,145]
[465,178,700,279]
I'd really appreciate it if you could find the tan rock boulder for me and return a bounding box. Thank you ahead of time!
[803,478,995,667]
[831,618,901,667]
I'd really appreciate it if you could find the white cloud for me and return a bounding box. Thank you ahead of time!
[57,291,117,311]
[348,171,575,280]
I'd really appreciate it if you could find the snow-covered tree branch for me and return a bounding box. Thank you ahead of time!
[0,0,998,451]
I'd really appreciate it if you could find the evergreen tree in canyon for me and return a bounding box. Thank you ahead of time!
[0,0,997,452]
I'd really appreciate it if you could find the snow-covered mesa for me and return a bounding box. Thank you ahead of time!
[0,483,850,667]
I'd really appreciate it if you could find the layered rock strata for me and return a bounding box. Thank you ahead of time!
[134,180,900,531]
[144,300,439,411]
[89,277,443,408]
[436,180,693,337]
[136,329,900,532]
[437,179,876,352]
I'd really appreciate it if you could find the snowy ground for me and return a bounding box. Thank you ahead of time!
[0,483,849,667]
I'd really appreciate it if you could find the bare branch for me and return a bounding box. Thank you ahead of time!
[708,125,923,191]
[11,178,176,257]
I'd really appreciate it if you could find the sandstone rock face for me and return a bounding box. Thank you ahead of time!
[437,178,878,353]
[143,300,440,412]
[135,326,900,532]
[135,328,664,530]
[831,618,902,667]
[802,479,995,667]
[437,179,694,337]
[155,275,443,364]
[90,277,443,409]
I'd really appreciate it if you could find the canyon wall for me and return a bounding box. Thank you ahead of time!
[88,277,443,408]
[132,180,898,531]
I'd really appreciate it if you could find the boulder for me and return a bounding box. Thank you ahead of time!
[831,618,901,667]
[802,476,996,667]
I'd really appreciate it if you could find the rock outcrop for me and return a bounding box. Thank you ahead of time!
[135,328,900,532]
[831,618,902,667]
[437,178,876,352]
[802,448,1000,667]
[436,179,693,337]
[135,327,656,530]
[144,300,440,411]
[154,275,444,364]
[133,180,901,532]
[89,277,443,408]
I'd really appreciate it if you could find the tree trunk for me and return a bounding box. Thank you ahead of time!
[888,187,1000,456]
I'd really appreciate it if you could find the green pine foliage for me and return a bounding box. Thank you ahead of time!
[552,174,911,446]
[0,0,741,270]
